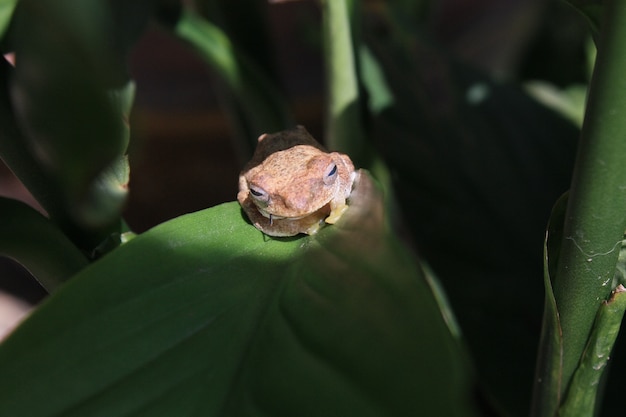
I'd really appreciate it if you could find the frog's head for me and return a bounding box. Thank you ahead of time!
[245,147,342,219]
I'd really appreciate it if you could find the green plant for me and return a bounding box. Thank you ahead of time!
[0,0,625,416]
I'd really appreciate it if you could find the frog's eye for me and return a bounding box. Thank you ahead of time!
[323,163,338,185]
[249,185,270,204]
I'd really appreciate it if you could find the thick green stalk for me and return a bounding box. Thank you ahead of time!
[320,0,396,212]
[321,0,366,162]
[559,285,626,416]
[550,0,626,405]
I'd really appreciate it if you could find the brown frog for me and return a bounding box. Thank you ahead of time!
[237,126,356,237]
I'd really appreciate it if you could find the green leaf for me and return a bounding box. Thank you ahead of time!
[0,0,18,40]
[531,193,568,417]
[78,154,129,232]
[76,82,135,229]
[175,7,292,154]
[193,0,278,84]
[0,197,88,292]
[9,0,126,242]
[565,0,604,36]
[0,57,67,223]
[0,173,475,417]
[359,45,394,116]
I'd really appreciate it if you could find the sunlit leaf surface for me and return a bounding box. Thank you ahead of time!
[0,173,475,417]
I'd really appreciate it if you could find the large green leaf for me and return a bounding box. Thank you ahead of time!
[10,0,122,189]
[0,197,88,292]
[0,172,475,416]
[0,57,67,223]
[5,0,127,248]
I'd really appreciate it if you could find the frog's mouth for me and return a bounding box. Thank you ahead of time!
[256,203,331,225]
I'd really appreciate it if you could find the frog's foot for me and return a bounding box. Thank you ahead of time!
[325,203,348,224]
[305,219,325,235]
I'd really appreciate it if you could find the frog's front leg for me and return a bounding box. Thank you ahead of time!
[325,199,349,224]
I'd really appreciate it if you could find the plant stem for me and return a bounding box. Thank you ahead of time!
[551,0,626,403]
[321,0,366,162]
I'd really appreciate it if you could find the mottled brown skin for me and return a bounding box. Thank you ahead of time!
[238,126,356,237]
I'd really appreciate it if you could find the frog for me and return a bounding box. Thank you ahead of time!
[237,125,357,237]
